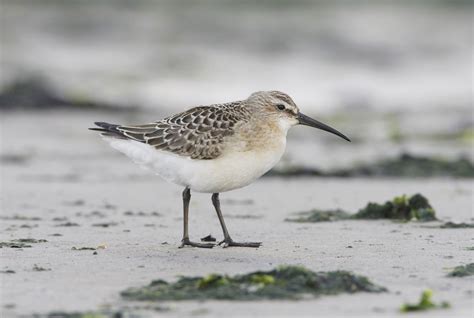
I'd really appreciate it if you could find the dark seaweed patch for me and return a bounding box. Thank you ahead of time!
[20,224,38,228]
[440,222,474,229]
[33,264,51,272]
[447,263,474,277]
[266,153,474,178]
[0,78,136,112]
[121,265,386,301]
[76,211,106,218]
[91,222,118,228]
[0,238,47,248]
[287,194,436,223]
[286,209,351,223]
[33,311,113,318]
[123,211,162,217]
[52,217,69,222]
[0,242,32,248]
[71,247,96,251]
[14,238,47,243]
[400,290,450,312]
[56,222,80,227]
[33,307,169,318]
[0,215,42,221]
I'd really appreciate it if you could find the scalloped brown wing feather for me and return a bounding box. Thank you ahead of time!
[116,102,249,160]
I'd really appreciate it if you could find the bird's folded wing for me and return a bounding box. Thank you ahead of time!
[116,105,244,160]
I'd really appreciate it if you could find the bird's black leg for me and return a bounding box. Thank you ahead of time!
[179,187,214,248]
[212,193,261,248]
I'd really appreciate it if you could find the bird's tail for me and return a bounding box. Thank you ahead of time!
[89,122,126,139]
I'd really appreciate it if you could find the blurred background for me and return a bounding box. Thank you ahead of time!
[0,0,473,176]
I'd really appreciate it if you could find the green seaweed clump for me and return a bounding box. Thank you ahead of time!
[197,274,230,289]
[287,194,436,223]
[121,265,385,301]
[285,209,351,222]
[448,263,474,277]
[354,194,437,221]
[400,289,450,312]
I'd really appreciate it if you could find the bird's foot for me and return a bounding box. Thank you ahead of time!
[218,238,262,248]
[179,238,214,249]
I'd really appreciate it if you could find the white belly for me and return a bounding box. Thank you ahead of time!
[104,137,286,193]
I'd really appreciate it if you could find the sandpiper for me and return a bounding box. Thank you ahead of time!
[90,91,350,248]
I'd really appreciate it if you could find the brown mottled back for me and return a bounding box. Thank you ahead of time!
[116,101,251,159]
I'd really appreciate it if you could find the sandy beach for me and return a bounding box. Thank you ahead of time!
[1,112,473,317]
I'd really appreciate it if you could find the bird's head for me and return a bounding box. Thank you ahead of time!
[246,91,350,142]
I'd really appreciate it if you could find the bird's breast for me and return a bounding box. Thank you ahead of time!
[185,127,287,193]
[186,139,286,193]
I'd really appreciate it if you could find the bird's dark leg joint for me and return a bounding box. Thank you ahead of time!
[211,193,219,205]
[182,187,191,201]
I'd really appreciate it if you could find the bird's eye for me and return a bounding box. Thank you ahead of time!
[276,104,286,111]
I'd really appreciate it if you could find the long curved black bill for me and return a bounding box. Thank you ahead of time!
[297,112,351,142]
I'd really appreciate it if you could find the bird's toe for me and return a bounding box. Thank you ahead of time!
[179,238,215,249]
[218,239,261,248]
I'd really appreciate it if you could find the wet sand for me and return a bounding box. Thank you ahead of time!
[1,112,473,317]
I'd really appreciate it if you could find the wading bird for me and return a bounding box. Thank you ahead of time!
[90,91,350,248]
